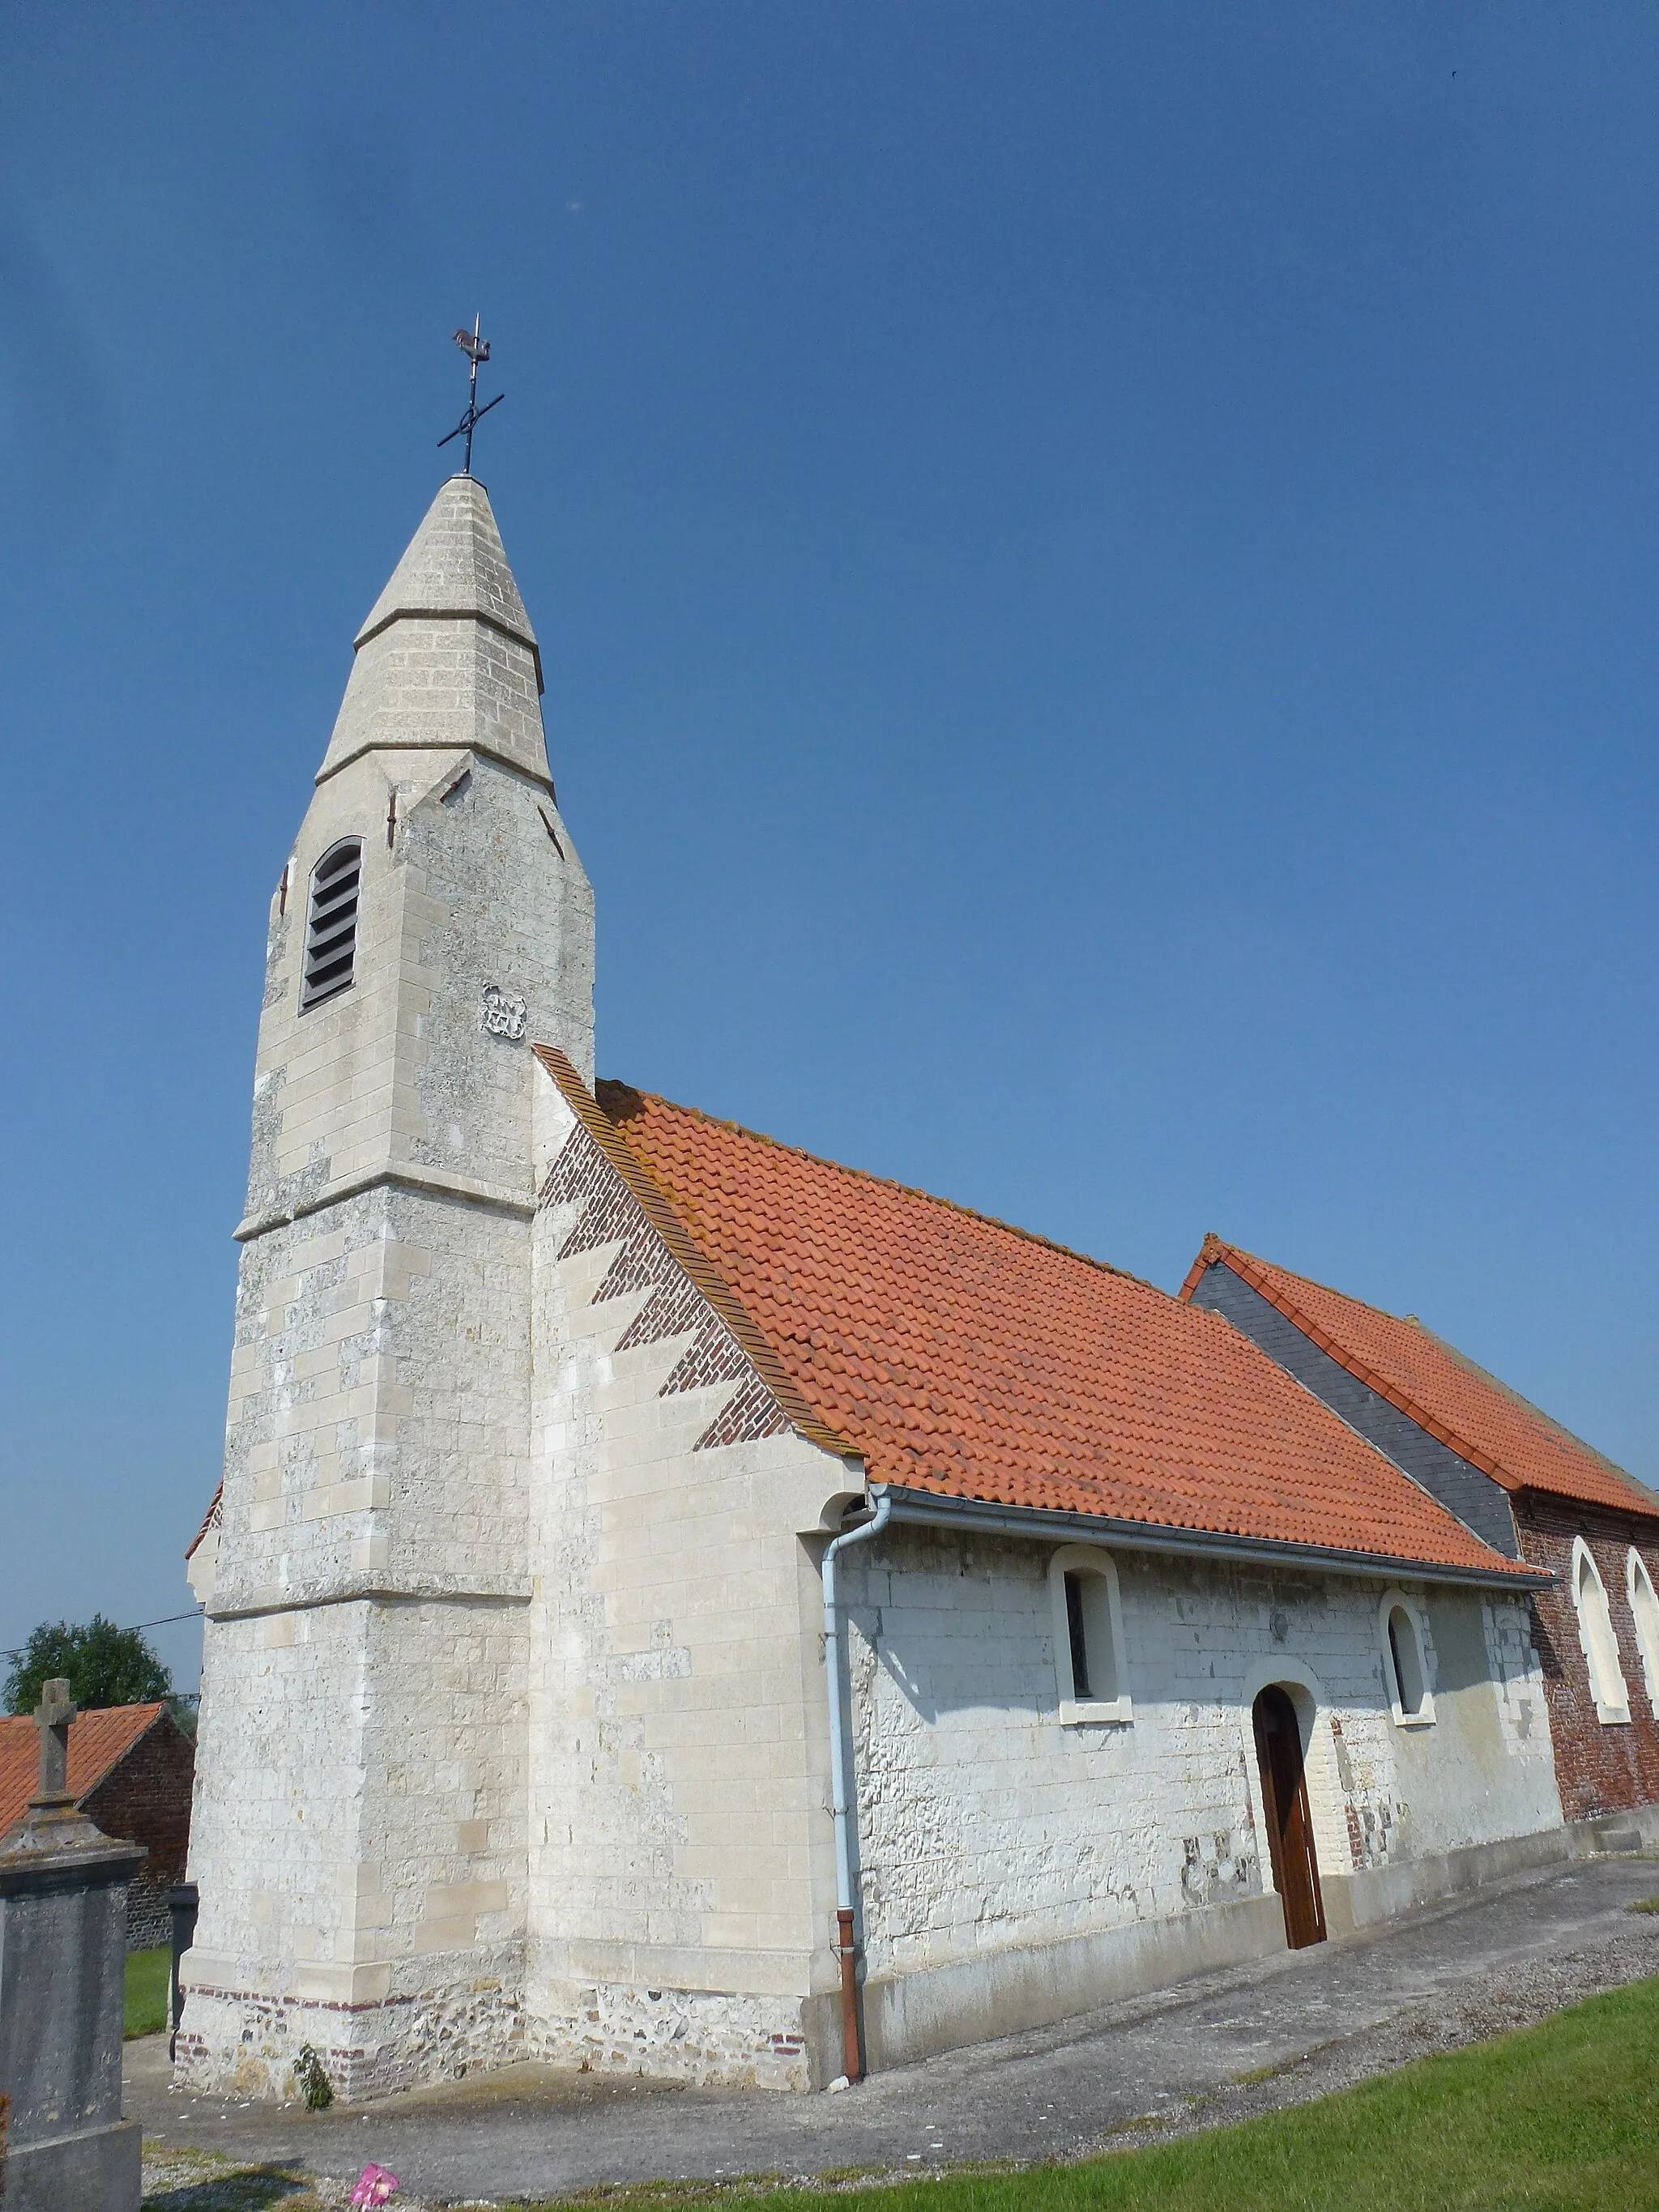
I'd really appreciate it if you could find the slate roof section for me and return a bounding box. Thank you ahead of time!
[535,1051,1537,1581]
[1179,1236,1657,1519]
[0,1702,168,1839]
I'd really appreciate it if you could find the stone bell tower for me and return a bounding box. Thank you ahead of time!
[180,475,592,2098]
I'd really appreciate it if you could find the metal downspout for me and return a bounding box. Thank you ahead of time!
[821,1487,891,2083]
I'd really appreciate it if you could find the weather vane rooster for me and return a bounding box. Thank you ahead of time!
[439,315,504,475]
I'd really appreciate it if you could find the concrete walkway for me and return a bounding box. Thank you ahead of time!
[130,1855,1659,2205]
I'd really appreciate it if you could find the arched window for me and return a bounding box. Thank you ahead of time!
[1049,1546,1132,1725]
[1627,1550,1659,1719]
[1379,1592,1435,1727]
[300,838,363,1011]
[1570,1538,1630,1725]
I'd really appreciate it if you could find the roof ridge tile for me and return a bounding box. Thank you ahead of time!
[593,1080,1154,1291]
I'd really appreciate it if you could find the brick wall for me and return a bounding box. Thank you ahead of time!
[1516,1495,1659,1820]
[83,1714,195,1950]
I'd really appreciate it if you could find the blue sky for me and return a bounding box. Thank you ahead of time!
[2,4,1656,1697]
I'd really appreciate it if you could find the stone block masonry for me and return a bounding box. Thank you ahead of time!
[181,1588,531,2101]
[837,1522,1561,2062]
[524,1985,813,2093]
[518,1073,851,2092]
[173,1943,527,2106]
[183,478,591,2103]
[215,1181,535,1609]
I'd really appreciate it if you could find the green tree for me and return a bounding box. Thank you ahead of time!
[3,1616,173,1716]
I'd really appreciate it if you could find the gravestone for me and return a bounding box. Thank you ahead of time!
[0,1679,146,2210]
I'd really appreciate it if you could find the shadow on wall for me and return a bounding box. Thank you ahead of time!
[849,1545,1379,1734]
[870,1622,940,1725]
[1529,1596,1567,1684]
[1427,1594,1495,1694]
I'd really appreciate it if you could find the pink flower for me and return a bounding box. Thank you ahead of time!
[349,2166,399,2206]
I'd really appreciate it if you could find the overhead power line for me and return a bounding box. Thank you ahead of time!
[0,1607,203,1664]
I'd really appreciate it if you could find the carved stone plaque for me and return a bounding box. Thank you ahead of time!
[483,985,527,1041]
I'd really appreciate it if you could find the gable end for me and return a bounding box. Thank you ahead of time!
[539,1115,791,1451]
[1189,1259,1522,1559]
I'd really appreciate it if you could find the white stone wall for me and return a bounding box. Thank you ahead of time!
[184,481,595,2103]
[323,613,552,788]
[520,1072,849,2089]
[839,1526,1562,1983]
[241,742,592,1239]
[179,1595,528,2100]
[210,1183,537,1611]
[1376,1586,1559,1864]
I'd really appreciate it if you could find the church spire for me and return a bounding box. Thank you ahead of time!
[355,475,539,674]
[315,474,550,787]
[188,448,595,2103]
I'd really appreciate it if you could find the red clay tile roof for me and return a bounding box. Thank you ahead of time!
[1179,1236,1657,1519]
[536,1051,1533,1580]
[186,1485,223,1562]
[0,1703,168,1839]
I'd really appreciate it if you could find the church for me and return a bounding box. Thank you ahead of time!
[178,471,1659,2103]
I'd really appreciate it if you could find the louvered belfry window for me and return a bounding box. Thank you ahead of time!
[300,838,363,1010]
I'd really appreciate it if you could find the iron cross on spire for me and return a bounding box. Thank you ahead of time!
[439,314,505,475]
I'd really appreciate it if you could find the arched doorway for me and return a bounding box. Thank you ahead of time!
[1252,1685,1326,1949]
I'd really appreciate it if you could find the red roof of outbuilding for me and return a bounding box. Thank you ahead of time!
[0,1703,168,1839]
[1179,1236,1657,1519]
[537,1051,1536,1582]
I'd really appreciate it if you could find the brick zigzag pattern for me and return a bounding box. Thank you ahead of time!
[539,1120,789,1451]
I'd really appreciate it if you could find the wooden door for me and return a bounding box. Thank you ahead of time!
[1252,1685,1326,1948]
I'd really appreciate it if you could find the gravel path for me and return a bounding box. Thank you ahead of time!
[134,1854,1659,2209]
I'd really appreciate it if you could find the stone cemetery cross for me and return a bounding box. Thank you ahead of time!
[34,1677,75,1808]
[0,1675,147,2207]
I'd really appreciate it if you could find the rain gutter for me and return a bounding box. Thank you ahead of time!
[820,1487,891,2083]
[872,1483,1553,1592]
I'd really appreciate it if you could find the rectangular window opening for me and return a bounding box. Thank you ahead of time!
[1064,1571,1091,1701]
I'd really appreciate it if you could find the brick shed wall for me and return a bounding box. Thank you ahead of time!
[1516,1496,1659,1820]
[83,1715,196,1950]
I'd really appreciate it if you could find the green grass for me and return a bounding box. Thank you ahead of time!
[125,1945,170,2039]
[533,1975,1659,2212]
[1627,1895,1659,1914]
